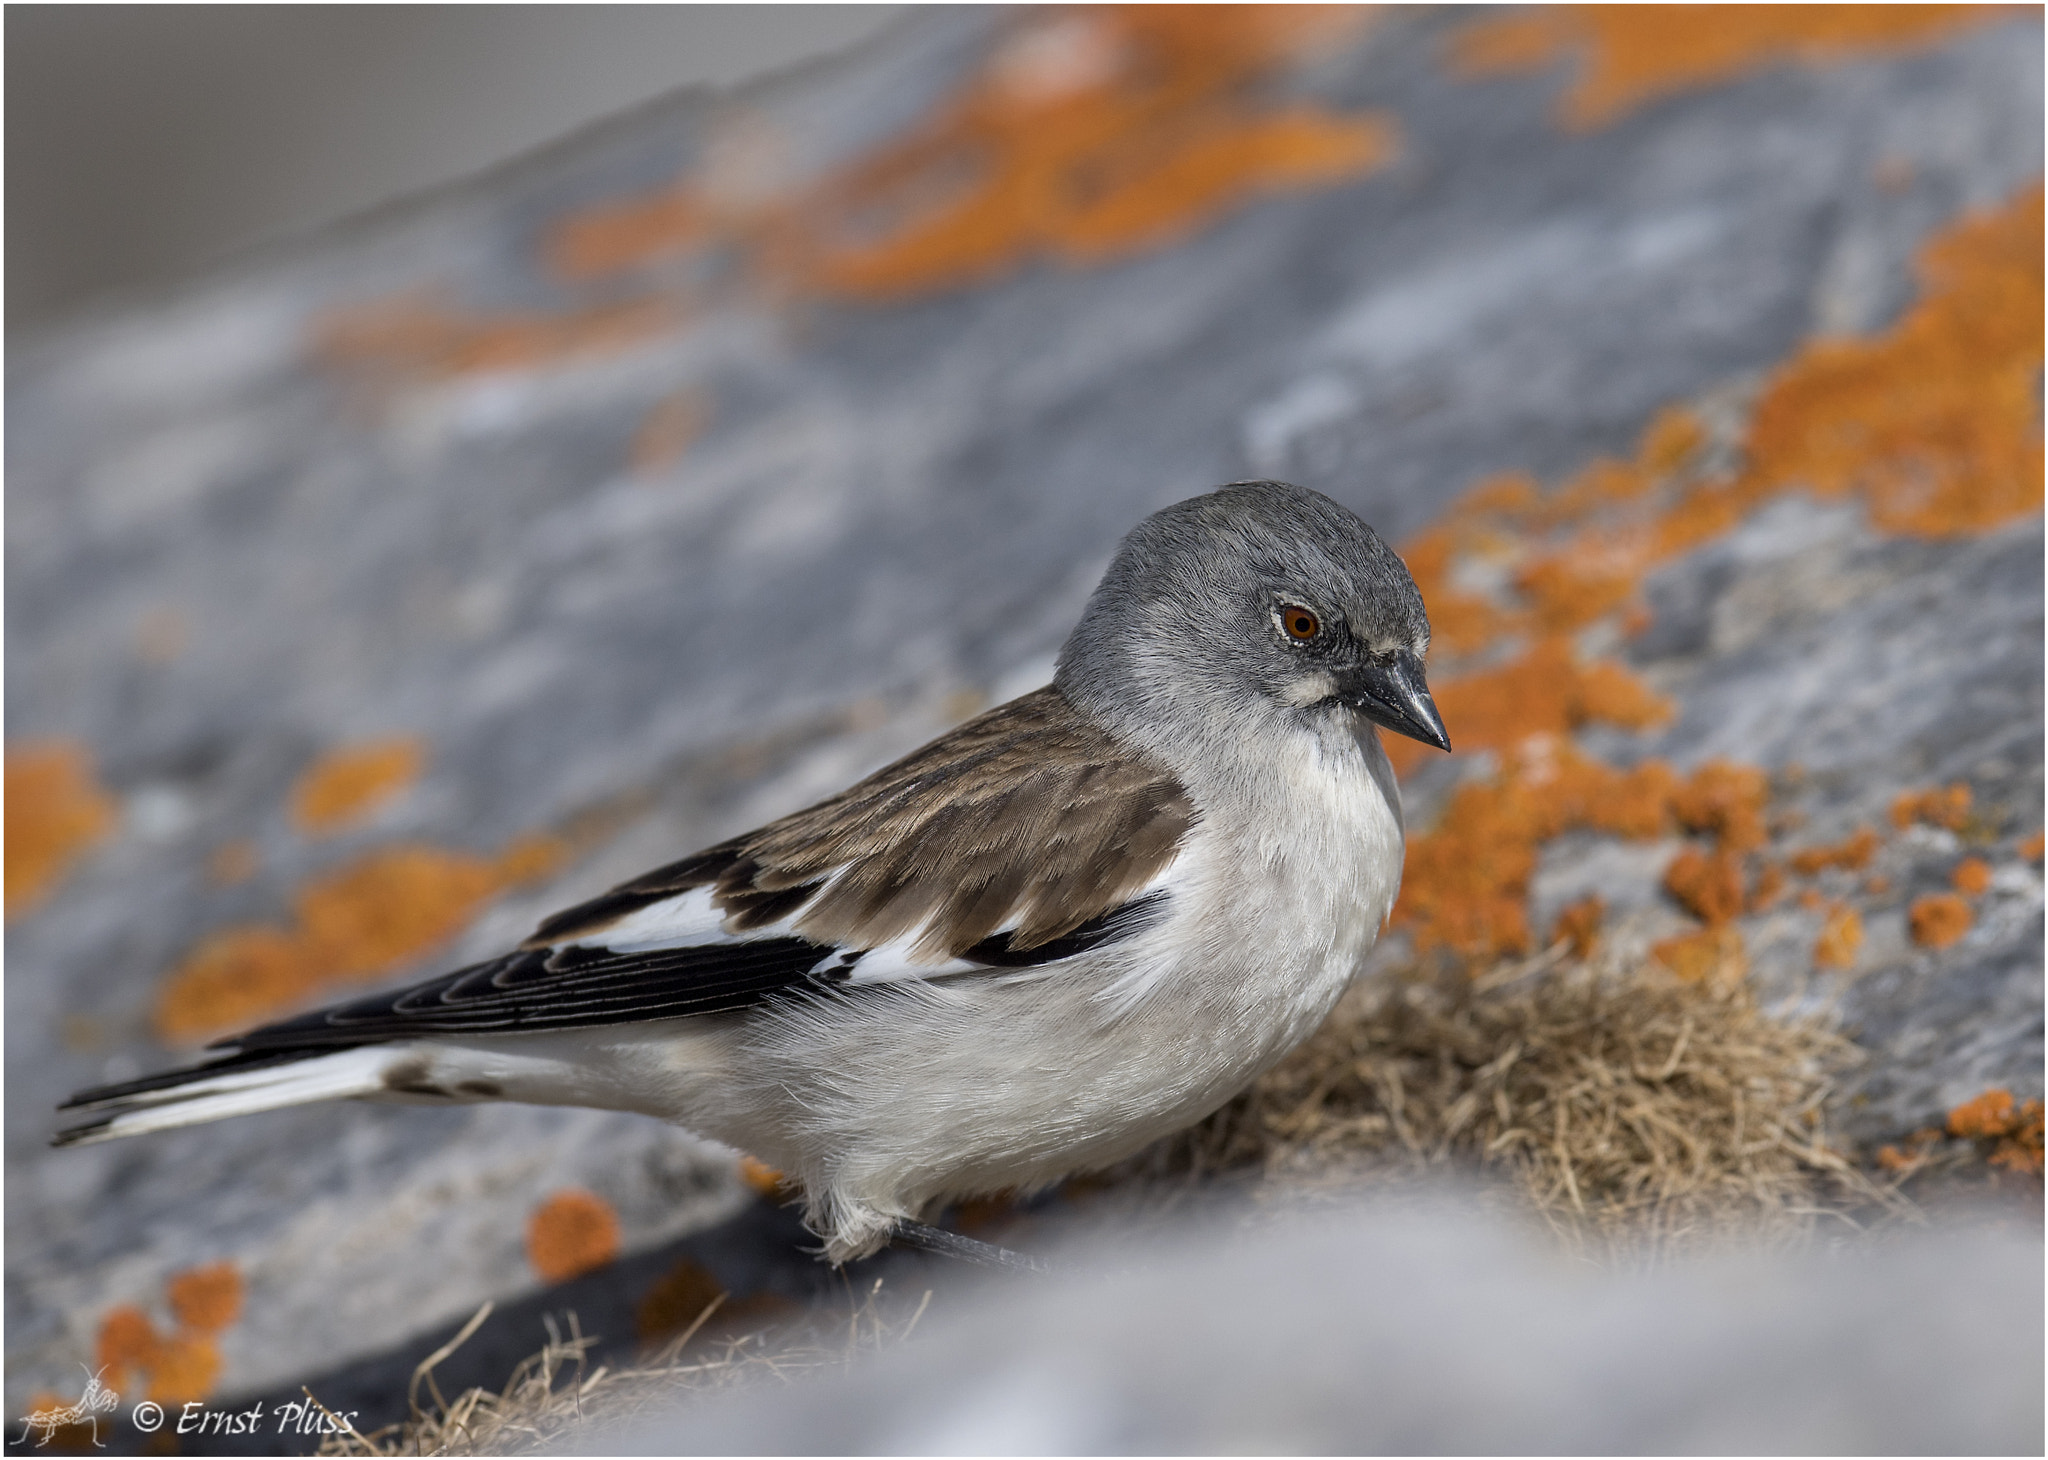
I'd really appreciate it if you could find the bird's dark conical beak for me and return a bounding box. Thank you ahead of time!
[1343,649,1451,752]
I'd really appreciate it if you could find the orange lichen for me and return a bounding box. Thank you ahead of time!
[153,927,312,1044]
[1747,861,1786,912]
[143,1334,222,1404]
[1650,925,1747,984]
[1669,760,1769,854]
[207,839,260,886]
[2021,831,2045,862]
[326,9,1395,384]
[1788,826,1881,875]
[165,1263,242,1335]
[289,738,426,835]
[1907,893,1972,950]
[1450,5,2014,131]
[6,742,117,919]
[95,1306,161,1388]
[634,1257,726,1346]
[155,837,564,1043]
[1891,783,1973,831]
[604,7,1393,297]
[1744,186,2043,537]
[527,1189,621,1285]
[1813,905,1863,970]
[1395,744,1681,957]
[1951,857,1993,896]
[1663,847,1745,925]
[1948,1087,2018,1139]
[92,1262,243,1404]
[1550,895,1604,958]
[1396,172,2048,966]
[1947,1088,2046,1174]
[316,293,678,384]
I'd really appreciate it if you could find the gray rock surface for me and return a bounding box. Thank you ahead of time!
[596,1194,2045,1455]
[7,4,2041,1431]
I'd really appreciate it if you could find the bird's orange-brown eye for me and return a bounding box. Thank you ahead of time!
[1280,605,1320,641]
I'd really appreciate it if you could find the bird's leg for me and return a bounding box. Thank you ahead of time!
[890,1219,1051,1275]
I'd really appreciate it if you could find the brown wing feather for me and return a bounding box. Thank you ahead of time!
[529,686,1194,958]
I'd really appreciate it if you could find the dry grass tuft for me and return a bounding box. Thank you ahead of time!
[318,1282,932,1458]
[1141,949,1903,1259]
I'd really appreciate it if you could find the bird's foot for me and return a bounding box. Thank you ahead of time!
[890,1219,1050,1275]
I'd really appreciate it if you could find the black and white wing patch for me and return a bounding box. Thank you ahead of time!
[219,887,1171,1051]
[201,683,1190,1055]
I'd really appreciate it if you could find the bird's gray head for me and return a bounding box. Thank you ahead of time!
[1056,481,1450,756]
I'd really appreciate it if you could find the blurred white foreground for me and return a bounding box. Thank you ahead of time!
[588,1192,2042,1454]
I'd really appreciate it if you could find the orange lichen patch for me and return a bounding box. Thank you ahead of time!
[144,1333,222,1404]
[1402,185,2043,733]
[2020,831,2045,862]
[568,7,1394,300]
[1650,924,1747,984]
[155,837,563,1043]
[1549,895,1603,958]
[1514,554,1640,634]
[293,845,505,976]
[153,927,311,1044]
[92,1263,243,1404]
[1951,857,1993,896]
[290,738,426,835]
[1947,1087,2018,1140]
[1891,783,1973,831]
[1662,847,1745,925]
[333,10,1393,386]
[1907,893,1972,950]
[1668,760,1769,854]
[6,742,117,919]
[737,1154,790,1198]
[1396,524,1513,656]
[1788,825,1881,875]
[315,293,679,385]
[95,1306,161,1388]
[1813,905,1863,970]
[634,1258,727,1347]
[1395,742,1790,958]
[1449,5,2013,131]
[1947,1088,2046,1174]
[632,391,712,475]
[165,1263,242,1335]
[1746,186,2044,536]
[1863,875,1891,897]
[1395,744,1679,956]
[527,1189,621,1285]
[207,839,260,886]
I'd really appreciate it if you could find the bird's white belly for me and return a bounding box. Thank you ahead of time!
[727,722,1402,1197]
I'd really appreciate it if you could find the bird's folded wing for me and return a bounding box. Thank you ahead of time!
[219,686,1193,1049]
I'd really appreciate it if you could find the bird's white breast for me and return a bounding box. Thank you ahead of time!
[1104,712,1405,1070]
